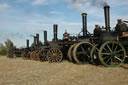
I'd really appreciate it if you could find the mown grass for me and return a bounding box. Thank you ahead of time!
[0,56,128,85]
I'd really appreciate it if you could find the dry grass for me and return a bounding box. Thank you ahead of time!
[0,56,128,85]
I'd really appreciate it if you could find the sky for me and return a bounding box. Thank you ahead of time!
[0,0,128,47]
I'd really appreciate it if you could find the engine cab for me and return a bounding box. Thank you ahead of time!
[115,19,128,37]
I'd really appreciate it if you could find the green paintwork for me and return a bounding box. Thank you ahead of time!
[99,41,126,67]
[90,44,100,64]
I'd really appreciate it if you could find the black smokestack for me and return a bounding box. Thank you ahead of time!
[34,36,37,45]
[82,13,87,36]
[36,34,39,46]
[26,39,29,48]
[104,6,110,32]
[53,24,58,42]
[44,30,47,45]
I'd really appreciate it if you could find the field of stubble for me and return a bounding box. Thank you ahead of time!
[0,56,128,85]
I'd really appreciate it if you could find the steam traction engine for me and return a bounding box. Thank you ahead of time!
[68,6,128,67]
[39,24,77,62]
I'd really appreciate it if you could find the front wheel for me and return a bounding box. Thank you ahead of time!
[90,44,100,65]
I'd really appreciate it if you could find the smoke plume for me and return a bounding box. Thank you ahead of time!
[71,0,108,10]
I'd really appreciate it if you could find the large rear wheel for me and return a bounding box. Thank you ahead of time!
[39,49,47,61]
[99,41,126,67]
[68,44,77,62]
[47,48,63,62]
[73,42,93,64]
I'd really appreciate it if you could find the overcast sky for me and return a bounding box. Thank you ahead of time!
[0,0,128,47]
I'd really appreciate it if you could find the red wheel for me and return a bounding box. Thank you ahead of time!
[30,51,36,60]
[34,51,40,61]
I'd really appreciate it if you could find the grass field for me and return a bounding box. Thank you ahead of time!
[0,56,128,85]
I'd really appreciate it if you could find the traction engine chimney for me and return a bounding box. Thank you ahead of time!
[44,30,47,45]
[36,34,39,46]
[104,6,110,32]
[34,36,37,45]
[53,24,58,42]
[26,39,29,48]
[82,13,87,36]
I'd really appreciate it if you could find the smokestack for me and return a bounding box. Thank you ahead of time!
[53,24,58,41]
[44,31,47,45]
[104,6,110,32]
[34,36,37,45]
[36,34,39,46]
[82,13,87,36]
[26,39,29,48]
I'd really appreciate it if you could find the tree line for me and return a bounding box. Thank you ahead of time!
[0,40,15,56]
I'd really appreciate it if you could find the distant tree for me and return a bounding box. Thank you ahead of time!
[0,43,7,56]
[0,43,4,51]
[5,39,16,57]
[0,49,7,55]
[5,40,14,50]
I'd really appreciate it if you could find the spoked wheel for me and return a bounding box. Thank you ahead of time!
[22,51,26,58]
[35,51,40,61]
[73,42,93,64]
[68,44,77,62]
[7,52,14,58]
[99,41,126,67]
[30,51,36,60]
[39,49,47,61]
[27,51,31,59]
[47,48,63,62]
[90,44,100,65]
[22,51,29,59]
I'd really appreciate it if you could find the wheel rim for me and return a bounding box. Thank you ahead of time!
[68,44,77,62]
[73,42,93,64]
[47,48,63,62]
[30,51,33,60]
[39,49,47,61]
[99,41,126,67]
[32,51,37,61]
[30,51,36,60]
[22,51,29,59]
[27,52,31,59]
[35,51,40,61]
[90,44,100,64]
